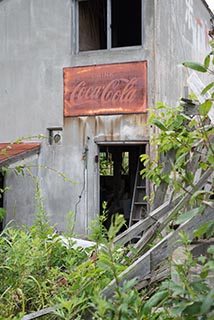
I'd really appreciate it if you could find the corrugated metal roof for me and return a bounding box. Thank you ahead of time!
[0,143,41,167]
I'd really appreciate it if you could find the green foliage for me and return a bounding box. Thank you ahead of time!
[140,45,214,202]
[0,208,145,319]
[99,152,114,176]
[0,212,94,319]
[160,236,214,319]
[174,206,205,225]
[182,61,208,73]
[136,40,214,319]
[2,42,214,320]
[138,49,214,317]
[0,208,6,222]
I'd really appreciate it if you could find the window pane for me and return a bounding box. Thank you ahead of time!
[79,0,107,51]
[112,0,141,48]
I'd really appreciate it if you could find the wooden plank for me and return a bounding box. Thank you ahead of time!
[151,149,176,210]
[101,251,151,298]
[151,208,214,269]
[102,206,214,299]
[135,265,169,290]
[21,307,55,320]
[160,166,213,231]
[125,221,161,261]
[128,167,213,257]
[114,192,181,246]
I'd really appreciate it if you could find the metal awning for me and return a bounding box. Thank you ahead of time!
[0,143,41,167]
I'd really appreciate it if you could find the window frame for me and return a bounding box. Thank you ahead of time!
[74,0,144,54]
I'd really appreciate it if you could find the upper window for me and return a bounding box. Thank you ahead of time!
[76,0,142,52]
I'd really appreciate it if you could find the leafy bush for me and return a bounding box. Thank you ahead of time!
[2,37,214,320]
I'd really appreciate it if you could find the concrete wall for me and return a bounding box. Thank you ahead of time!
[154,0,211,106]
[4,156,39,228]
[0,0,211,234]
[0,0,71,141]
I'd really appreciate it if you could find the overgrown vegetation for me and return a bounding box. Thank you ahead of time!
[1,41,214,320]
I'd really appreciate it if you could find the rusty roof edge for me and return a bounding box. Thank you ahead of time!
[0,144,41,168]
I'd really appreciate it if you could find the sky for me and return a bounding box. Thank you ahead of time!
[206,0,214,11]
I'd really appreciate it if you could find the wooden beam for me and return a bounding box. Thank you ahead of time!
[151,149,176,210]
[21,307,55,320]
[114,167,213,247]
[102,206,214,299]
[114,192,181,246]
[127,166,213,258]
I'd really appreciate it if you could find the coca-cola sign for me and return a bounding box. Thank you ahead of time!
[64,61,147,117]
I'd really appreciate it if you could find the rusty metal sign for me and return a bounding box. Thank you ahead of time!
[64,61,147,117]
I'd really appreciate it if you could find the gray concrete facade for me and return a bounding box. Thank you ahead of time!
[0,0,212,235]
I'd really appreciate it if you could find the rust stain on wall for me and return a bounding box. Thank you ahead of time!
[64,61,147,117]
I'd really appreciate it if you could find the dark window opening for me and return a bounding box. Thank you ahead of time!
[78,0,142,52]
[79,0,107,51]
[112,0,141,48]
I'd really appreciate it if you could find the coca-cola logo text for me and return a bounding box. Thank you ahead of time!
[66,78,138,106]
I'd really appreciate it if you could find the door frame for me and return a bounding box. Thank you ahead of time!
[96,140,150,226]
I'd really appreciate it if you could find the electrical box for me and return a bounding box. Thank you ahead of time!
[47,127,63,145]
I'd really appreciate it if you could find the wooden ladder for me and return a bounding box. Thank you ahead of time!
[129,150,147,228]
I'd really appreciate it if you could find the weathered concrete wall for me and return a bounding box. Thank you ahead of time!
[4,157,39,227]
[0,0,72,229]
[0,0,71,141]
[0,0,153,234]
[0,0,211,234]
[154,0,211,106]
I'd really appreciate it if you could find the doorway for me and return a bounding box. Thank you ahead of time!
[99,144,147,230]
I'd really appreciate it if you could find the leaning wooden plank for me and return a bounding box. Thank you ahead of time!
[115,167,212,248]
[125,220,161,261]
[152,208,214,268]
[160,166,213,231]
[114,192,181,246]
[127,167,212,259]
[135,265,169,290]
[151,149,176,210]
[102,206,214,299]
[21,307,55,320]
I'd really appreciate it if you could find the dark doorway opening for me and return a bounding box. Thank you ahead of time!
[99,144,147,231]
[0,172,4,231]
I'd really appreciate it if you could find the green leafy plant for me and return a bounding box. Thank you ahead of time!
[136,39,214,319]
